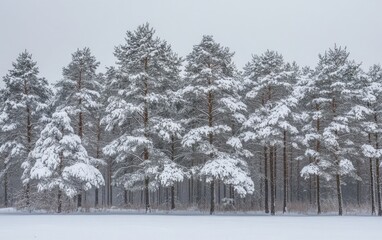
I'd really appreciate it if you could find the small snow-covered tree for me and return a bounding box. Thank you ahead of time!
[103,24,187,212]
[0,51,52,207]
[29,108,104,212]
[182,35,254,214]
[54,47,101,207]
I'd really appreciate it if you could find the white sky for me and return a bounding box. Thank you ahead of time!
[0,0,381,85]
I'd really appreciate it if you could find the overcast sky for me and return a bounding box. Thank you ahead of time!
[0,0,381,86]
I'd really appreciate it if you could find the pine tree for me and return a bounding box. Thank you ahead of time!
[29,108,104,212]
[182,35,254,215]
[301,46,360,215]
[103,23,187,212]
[54,47,101,208]
[242,50,299,215]
[0,51,52,208]
[350,64,382,215]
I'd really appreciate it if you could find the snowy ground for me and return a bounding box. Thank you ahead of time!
[0,209,381,240]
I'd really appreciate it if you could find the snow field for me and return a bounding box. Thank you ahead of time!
[0,213,380,240]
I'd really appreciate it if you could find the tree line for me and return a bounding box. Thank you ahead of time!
[0,23,381,215]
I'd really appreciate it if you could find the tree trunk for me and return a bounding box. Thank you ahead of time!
[369,133,376,215]
[375,132,382,216]
[336,173,343,216]
[210,181,215,215]
[143,57,151,213]
[315,103,321,214]
[171,185,175,210]
[376,158,382,216]
[283,130,288,213]
[144,177,150,212]
[26,106,32,208]
[264,146,269,213]
[95,118,101,207]
[77,69,83,209]
[57,189,62,213]
[4,167,7,207]
[124,189,128,206]
[270,146,275,215]
[316,175,321,214]
[77,193,82,208]
[207,72,215,214]
[296,158,300,202]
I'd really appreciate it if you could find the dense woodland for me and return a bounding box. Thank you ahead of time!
[1,23,382,216]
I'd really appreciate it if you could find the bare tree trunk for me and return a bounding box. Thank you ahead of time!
[210,181,215,215]
[57,189,62,213]
[375,132,382,216]
[77,69,83,209]
[259,151,263,209]
[171,185,175,210]
[264,146,269,213]
[283,130,288,213]
[143,57,151,213]
[356,159,361,207]
[369,133,376,215]
[316,175,321,214]
[207,73,215,214]
[124,189,128,206]
[336,173,343,216]
[296,158,301,202]
[95,118,101,207]
[270,146,275,215]
[376,157,382,216]
[315,103,321,214]
[4,166,7,207]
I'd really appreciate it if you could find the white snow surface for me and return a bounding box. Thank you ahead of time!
[0,210,380,240]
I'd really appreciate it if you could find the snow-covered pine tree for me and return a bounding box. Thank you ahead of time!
[300,46,360,215]
[0,51,52,208]
[349,64,382,215]
[181,35,254,215]
[242,50,299,215]
[29,108,104,212]
[152,50,188,210]
[103,24,187,212]
[54,47,102,208]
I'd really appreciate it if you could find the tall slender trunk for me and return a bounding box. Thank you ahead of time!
[143,57,150,213]
[375,130,382,216]
[262,93,269,214]
[369,133,376,215]
[315,103,321,214]
[95,118,101,207]
[4,164,7,207]
[270,146,275,215]
[283,130,288,213]
[264,146,269,213]
[57,150,63,213]
[210,181,215,215]
[24,78,32,208]
[124,189,128,206]
[171,135,176,210]
[356,159,361,206]
[332,97,343,216]
[259,150,263,209]
[296,158,301,202]
[289,146,293,203]
[57,189,62,213]
[207,71,215,215]
[336,173,343,216]
[77,69,83,209]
